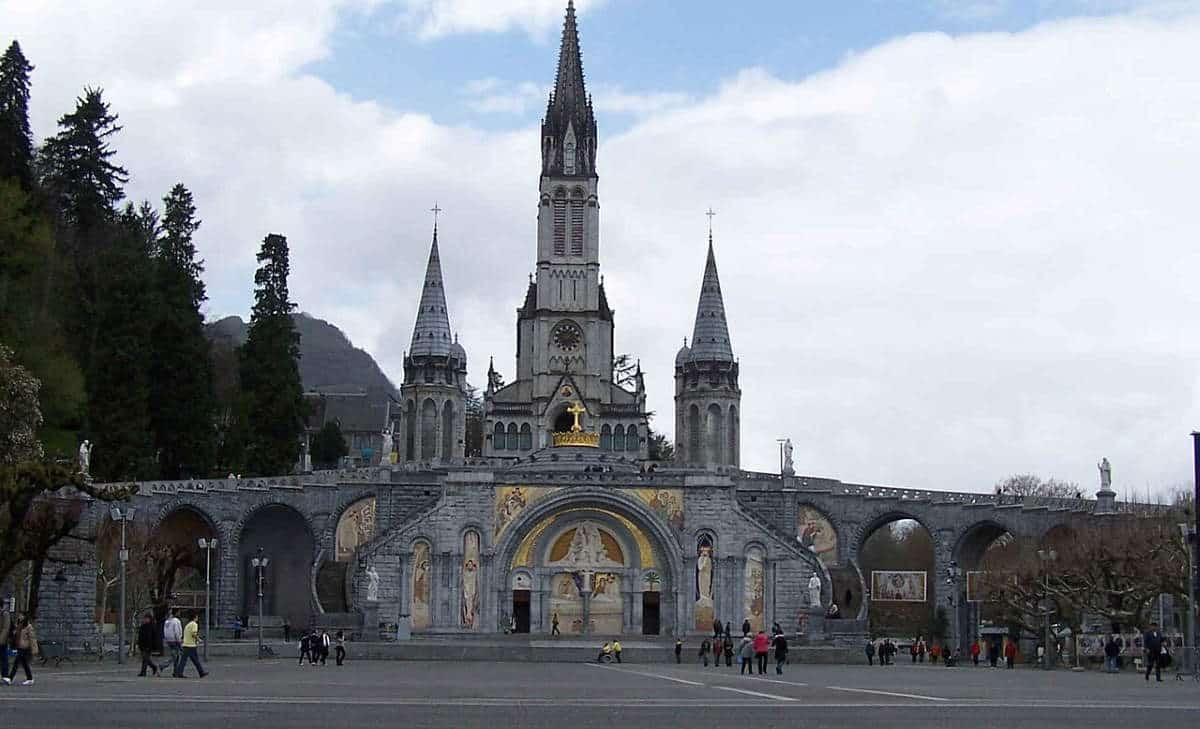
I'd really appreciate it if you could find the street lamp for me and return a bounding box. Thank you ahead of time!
[109,506,136,665]
[197,538,218,660]
[250,548,270,659]
[1037,548,1057,670]
[946,561,963,656]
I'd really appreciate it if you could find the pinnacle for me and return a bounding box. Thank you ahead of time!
[409,226,454,358]
[688,234,734,362]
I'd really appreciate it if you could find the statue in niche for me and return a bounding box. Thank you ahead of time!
[78,440,92,476]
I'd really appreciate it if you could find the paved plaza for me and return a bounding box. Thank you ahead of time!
[2,658,1198,729]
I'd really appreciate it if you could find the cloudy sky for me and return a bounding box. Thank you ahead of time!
[7,0,1200,494]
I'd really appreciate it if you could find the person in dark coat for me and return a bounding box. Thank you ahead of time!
[699,638,711,667]
[865,640,876,666]
[724,638,734,667]
[1104,635,1120,673]
[713,619,722,639]
[741,619,751,637]
[1143,622,1164,682]
[772,632,789,675]
[136,613,159,677]
[298,632,312,666]
[675,638,683,664]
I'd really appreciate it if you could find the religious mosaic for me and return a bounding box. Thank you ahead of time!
[694,535,715,630]
[461,531,481,628]
[871,570,927,602]
[796,506,837,564]
[635,488,684,531]
[335,497,376,562]
[494,486,558,539]
[743,547,765,633]
[411,540,431,629]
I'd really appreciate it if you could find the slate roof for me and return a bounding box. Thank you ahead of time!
[688,236,734,362]
[409,225,454,358]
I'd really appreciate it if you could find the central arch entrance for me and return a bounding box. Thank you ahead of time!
[495,491,682,637]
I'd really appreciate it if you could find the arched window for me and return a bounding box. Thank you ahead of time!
[625,425,639,452]
[404,400,415,460]
[569,198,584,256]
[420,399,437,460]
[688,405,701,465]
[728,406,739,466]
[519,423,532,451]
[614,425,625,453]
[600,424,612,450]
[553,190,566,256]
[493,422,506,451]
[507,423,519,451]
[441,401,454,460]
[705,404,724,466]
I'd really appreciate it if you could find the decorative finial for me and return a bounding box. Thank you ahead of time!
[430,202,442,231]
[706,207,716,241]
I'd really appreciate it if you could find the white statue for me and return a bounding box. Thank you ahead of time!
[807,573,822,608]
[365,564,381,602]
[782,439,795,475]
[380,428,395,462]
[1098,458,1112,491]
[78,440,92,476]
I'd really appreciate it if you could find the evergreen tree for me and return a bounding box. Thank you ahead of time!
[239,234,306,476]
[0,41,34,187]
[86,204,156,481]
[149,184,216,478]
[37,88,129,396]
[310,420,348,470]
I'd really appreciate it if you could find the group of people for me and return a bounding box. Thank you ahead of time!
[143,609,207,678]
[596,640,623,663]
[865,637,1017,668]
[0,607,37,686]
[299,629,347,666]
[673,618,790,676]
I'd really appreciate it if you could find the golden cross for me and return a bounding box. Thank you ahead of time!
[566,401,587,433]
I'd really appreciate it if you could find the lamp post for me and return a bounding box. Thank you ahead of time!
[109,506,136,665]
[946,561,963,656]
[250,548,269,659]
[1037,548,1057,670]
[198,538,218,660]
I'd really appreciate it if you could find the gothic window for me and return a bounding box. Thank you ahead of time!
[564,136,576,175]
[441,401,454,460]
[688,405,701,466]
[728,406,739,466]
[625,425,639,452]
[420,399,437,460]
[493,422,506,451]
[569,200,584,256]
[553,198,566,255]
[519,423,532,451]
[507,423,519,451]
[706,404,724,466]
[600,424,612,450]
[614,425,625,452]
[404,400,415,460]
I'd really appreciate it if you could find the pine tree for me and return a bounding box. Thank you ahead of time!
[37,88,129,409]
[310,420,348,470]
[148,184,216,478]
[0,41,34,187]
[86,204,156,481]
[239,234,306,476]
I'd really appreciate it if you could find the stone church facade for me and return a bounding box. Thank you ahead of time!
[38,2,1121,649]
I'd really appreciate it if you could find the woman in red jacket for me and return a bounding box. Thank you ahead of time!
[753,631,770,675]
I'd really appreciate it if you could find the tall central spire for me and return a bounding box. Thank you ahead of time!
[689,234,735,362]
[409,224,453,358]
[541,0,597,177]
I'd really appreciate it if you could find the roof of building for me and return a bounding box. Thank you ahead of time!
[688,236,734,362]
[409,225,455,358]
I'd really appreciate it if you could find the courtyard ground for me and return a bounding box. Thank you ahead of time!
[1,656,1198,728]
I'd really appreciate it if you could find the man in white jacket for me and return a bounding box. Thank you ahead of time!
[160,609,183,676]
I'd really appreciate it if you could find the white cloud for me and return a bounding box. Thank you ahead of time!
[395,0,606,39]
[462,78,548,113]
[8,3,1200,495]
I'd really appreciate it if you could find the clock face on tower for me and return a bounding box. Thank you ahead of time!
[552,322,583,352]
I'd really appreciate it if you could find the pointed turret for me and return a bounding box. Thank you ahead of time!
[409,224,453,358]
[688,235,734,362]
[541,0,597,177]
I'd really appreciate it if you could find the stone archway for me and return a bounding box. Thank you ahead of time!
[237,503,316,628]
[493,489,684,637]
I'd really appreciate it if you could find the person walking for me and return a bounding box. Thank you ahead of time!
[917,637,927,663]
[738,636,754,676]
[713,618,723,640]
[160,609,183,675]
[231,616,243,640]
[299,631,312,666]
[970,640,981,667]
[1003,639,1017,669]
[741,619,751,637]
[865,639,876,666]
[551,612,560,636]
[1143,622,1165,682]
[712,636,722,668]
[930,643,941,665]
[319,630,332,665]
[0,601,11,680]
[1,614,35,685]
[753,630,770,675]
[612,639,622,664]
[282,617,291,644]
[1104,635,1120,673]
[910,638,918,663]
[772,631,789,675]
[724,638,734,667]
[674,638,683,664]
[175,611,206,678]
[724,622,732,641]
[699,638,710,667]
[335,630,347,666]
[136,613,159,677]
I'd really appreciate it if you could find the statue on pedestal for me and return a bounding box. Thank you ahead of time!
[1097,458,1112,492]
[807,573,822,608]
[78,440,92,476]
[365,564,381,602]
[782,438,795,476]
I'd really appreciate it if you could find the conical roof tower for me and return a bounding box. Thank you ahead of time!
[688,233,734,362]
[409,224,453,358]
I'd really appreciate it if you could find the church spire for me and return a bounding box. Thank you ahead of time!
[409,223,454,358]
[688,231,734,362]
[541,0,597,177]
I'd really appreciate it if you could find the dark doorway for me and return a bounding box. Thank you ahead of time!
[512,590,531,633]
[553,409,573,433]
[642,592,660,635]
